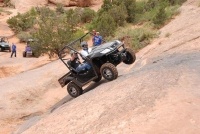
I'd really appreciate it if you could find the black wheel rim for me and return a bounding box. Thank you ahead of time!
[69,87,77,96]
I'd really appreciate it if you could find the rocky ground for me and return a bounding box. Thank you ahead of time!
[0,0,200,134]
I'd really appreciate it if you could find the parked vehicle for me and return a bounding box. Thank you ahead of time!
[22,39,35,57]
[0,37,11,52]
[58,32,136,98]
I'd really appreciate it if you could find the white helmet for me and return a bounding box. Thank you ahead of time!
[80,41,88,48]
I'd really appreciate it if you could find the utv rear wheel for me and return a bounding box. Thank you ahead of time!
[67,82,83,98]
[100,63,118,81]
[123,48,136,64]
[23,51,26,57]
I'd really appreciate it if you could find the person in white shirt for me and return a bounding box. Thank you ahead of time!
[80,41,92,60]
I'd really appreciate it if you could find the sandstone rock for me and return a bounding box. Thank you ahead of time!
[48,0,70,6]
[49,0,100,7]
[10,0,48,11]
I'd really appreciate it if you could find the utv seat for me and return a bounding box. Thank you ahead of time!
[67,60,90,75]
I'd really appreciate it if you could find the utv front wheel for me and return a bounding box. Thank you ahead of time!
[100,63,118,81]
[123,48,136,64]
[67,82,83,98]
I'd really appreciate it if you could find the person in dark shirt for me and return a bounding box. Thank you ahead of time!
[68,50,91,73]
[10,43,16,58]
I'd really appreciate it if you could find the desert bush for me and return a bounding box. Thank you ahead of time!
[101,0,112,12]
[30,7,84,58]
[7,8,37,32]
[66,9,81,29]
[152,5,167,27]
[108,4,127,26]
[114,26,158,51]
[123,0,136,23]
[56,3,65,14]
[80,8,96,23]
[95,13,117,37]
[110,0,136,23]
[165,5,180,18]
[168,0,187,5]
[17,32,32,42]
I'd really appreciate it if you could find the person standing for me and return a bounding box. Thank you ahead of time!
[92,30,96,46]
[93,32,102,46]
[10,43,16,58]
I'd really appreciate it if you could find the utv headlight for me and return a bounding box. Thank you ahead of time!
[100,49,111,54]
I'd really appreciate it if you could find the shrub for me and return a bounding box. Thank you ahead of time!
[17,32,32,42]
[124,0,136,23]
[152,6,167,27]
[114,26,158,51]
[7,8,37,32]
[30,7,84,58]
[95,13,117,37]
[56,3,65,14]
[66,9,81,29]
[108,4,127,26]
[81,8,96,23]
[101,0,112,12]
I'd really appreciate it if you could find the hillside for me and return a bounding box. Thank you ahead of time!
[0,0,200,134]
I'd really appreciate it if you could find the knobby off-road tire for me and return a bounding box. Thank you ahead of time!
[23,51,26,57]
[67,82,83,98]
[100,63,118,81]
[123,48,136,64]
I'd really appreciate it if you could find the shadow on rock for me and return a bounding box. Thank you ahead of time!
[83,79,108,94]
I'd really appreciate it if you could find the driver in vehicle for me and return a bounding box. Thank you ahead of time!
[68,50,91,73]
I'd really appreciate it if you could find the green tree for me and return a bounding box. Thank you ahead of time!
[66,9,81,30]
[124,0,136,23]
[7,8,37,32]
[101,0,112,12]
[56,3,65,14]
[30,7,81,58]
[81,8,96,23]
[153,6,167,26]
[108,4,127,26]
[95,13,117,37]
